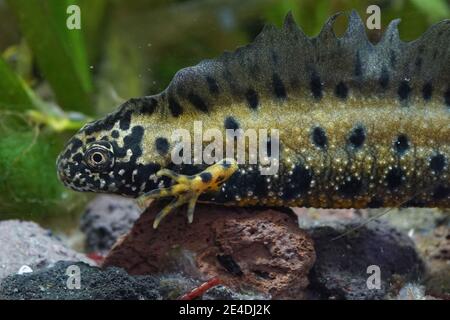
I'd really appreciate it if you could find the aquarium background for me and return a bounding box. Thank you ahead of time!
[0,0,448,302]
[0,0,448,228]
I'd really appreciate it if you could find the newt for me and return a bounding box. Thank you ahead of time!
[56,11,450,228]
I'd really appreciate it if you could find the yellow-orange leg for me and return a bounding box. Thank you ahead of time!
[138,158,238,228]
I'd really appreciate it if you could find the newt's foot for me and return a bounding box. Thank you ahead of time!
[138,158,238,228]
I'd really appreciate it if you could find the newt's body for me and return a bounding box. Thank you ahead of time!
[57,12,450,227]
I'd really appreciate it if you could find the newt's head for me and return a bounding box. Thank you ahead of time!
[56,97,165,197]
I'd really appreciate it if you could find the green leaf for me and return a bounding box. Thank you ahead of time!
[0,56,41,112]
[78,0,108,63]
[410,0,450,21]
[0,121,87,218]
[7,0,94,114]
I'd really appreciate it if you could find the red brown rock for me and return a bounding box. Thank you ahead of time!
[103,202,316,298]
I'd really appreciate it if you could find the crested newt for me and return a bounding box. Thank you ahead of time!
[56,11,450,228]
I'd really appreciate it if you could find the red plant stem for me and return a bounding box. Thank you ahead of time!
[86,252,105,265]
[179,277,222,300]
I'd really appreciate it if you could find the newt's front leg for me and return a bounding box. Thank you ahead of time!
[138,158,238,228]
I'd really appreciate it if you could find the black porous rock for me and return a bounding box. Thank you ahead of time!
[307,219,425,300]
[0,261,161,300]
[0,261,258,300]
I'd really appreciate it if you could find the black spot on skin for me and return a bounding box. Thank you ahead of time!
[61,148,71,160]
[123,126,145,162]
[202,166,249,203]
[394,134,409,154]
[111,130,119,139]
[221,160,231,168]
[398,80,412,101]
[168,96,183,117]
[430,154,446,173]
[245,89,259,109]
[84,111,121,135]
[310,72,323,99]
[133,163,161,190]
[124,126,144,146]
[70,138,83,152]
[155,137,170,156]
[119,110,132,130]
[252,172,268,197]
[140,97,157,114]
[188,92,208,112]
[312,127,327,149]
[167,163,204,176]
[433,185,449,200]
[206,76,219,94]
[445,88,450,107]
[282,164,313,200]
[335,82,348,99]
[272,73,286,99]
[354,51,362,77]
[422,82,433,101]
[110,141,126,158]
[386,167,404,190]
[72,152,83,163]
[348,126,366,149]
[217,254,243,276]
[379,67,390,89]
[224,116,239,130]
[340,177,363,198]
[200,172,212,183]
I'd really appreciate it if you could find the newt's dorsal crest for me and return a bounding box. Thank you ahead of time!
[157,10,449,116]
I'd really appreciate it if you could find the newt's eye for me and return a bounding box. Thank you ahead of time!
[84,142,115,171]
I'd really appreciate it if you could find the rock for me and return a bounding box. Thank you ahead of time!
[293,207,364,228]
[395,283,427,300]
[374,207,448,234]
[372,207,450,299]
[103,203,316,299]
[307,219,425,300]
[415,225,450,298]
[0,261,263,300]
[80,195,141,254]
[0,261,159,300]
[0,220,93,281]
